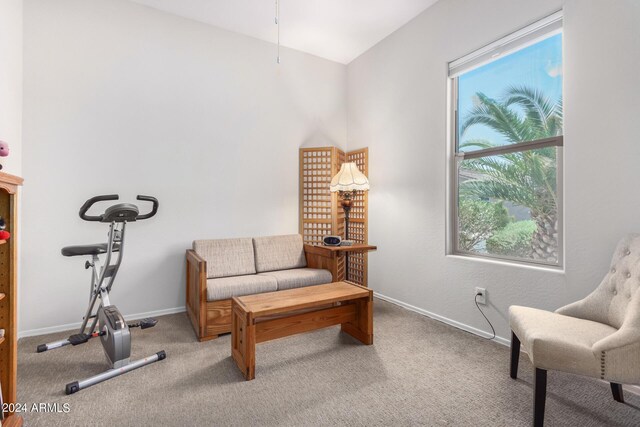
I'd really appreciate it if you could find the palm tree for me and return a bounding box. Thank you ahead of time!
[459,85,562,262]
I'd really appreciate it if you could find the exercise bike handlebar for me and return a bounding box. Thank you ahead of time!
[79,194,159,222]
[79,195,120,221]
[135,195,159,220]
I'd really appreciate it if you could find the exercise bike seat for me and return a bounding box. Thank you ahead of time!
[61,243,120,257]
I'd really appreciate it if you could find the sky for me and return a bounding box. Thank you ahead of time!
[458,33,563,150]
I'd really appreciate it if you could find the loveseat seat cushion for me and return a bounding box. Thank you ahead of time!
[194,238,256,279]
[259,268,333,291]
[206,274,277,301]
[252,234,307,273]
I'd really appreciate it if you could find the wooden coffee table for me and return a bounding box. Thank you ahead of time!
[231,281,373,380]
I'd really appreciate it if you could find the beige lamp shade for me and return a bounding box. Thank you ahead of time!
[329,162,369,192]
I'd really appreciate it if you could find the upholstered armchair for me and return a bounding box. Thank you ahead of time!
[509,234,640,426]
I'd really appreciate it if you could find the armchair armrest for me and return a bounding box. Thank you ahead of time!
[555,299,589,319]
[556,287,610,322]
[593,292,640,353]
[593,325,640,354]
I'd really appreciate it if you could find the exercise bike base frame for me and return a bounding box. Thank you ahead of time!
[66,351,166,395]
[36,317,157,354]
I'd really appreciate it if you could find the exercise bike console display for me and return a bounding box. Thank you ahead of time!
[37,194,166,395]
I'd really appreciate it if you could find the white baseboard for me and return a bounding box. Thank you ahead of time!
[18,306,187,339]
[374,292,510,347]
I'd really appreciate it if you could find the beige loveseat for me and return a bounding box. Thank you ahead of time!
[186,234,335,341]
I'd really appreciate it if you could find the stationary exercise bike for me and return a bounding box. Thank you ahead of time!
[37,194,166,395]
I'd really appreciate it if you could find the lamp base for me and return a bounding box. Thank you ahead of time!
[338,191,356,281]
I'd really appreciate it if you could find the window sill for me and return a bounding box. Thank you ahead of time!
[446,253,565,274]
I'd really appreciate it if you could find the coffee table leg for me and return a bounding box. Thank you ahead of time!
[231,303,256,380]
[341,293,373,345]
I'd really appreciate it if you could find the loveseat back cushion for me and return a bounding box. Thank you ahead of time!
[252,234,307,273]
[193,238,256,279]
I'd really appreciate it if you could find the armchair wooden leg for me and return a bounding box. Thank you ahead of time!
[533,368,547,427]
[510,331,520,379]
[610,383,624,403]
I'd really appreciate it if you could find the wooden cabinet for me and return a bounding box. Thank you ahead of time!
[0,172,22,420]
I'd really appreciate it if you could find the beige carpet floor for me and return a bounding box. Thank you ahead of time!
[17,299,640,426]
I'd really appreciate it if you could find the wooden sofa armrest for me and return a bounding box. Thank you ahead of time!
[303,244,334,257]
[187,249,207,299]
[186,249,207,338]
[187,248,207,267]
[304,244,339,282]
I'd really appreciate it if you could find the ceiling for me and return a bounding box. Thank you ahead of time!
[128,0,439,64]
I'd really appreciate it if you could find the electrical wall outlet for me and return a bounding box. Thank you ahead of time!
[475,287,487,305]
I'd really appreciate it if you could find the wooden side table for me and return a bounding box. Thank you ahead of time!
[303,244,377,284]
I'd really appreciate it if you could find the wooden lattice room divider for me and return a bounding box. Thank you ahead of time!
[345,148,369,286]
[299,147,369,286]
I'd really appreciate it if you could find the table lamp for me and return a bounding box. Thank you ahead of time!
[330,162,369,281]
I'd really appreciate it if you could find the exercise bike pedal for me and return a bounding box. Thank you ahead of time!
[140,318,158,329]
[68,333,91,346]
[129,318,158,330]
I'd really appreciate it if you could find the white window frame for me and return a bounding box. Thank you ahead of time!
[447,11,564,268]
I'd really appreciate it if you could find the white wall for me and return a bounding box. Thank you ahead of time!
[0,0,23,175]
[20,0,347,334]
[348,0,640,342]
[21,0,640,341]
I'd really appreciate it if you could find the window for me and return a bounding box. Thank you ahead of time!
[449,12,563,267]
